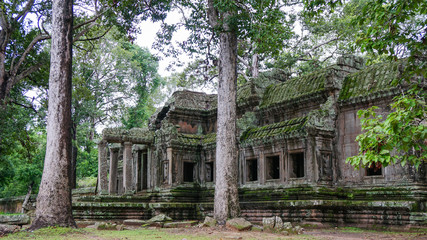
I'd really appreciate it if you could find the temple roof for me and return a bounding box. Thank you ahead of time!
[102,128,154,144]
[259,66,337,108]
[169,90,217,111]
[175,133,216,146]
[339,61,402,102]
[240,116,308,143]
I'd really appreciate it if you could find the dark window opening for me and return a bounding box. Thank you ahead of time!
[366,162,382,176]
[266,155,280,180]
[205,162,214,182]
[290,152,304,178]
[183,162,195,182]
[246,159,258,182]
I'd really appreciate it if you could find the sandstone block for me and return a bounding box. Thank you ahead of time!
[0,214,29,225]
[201,216,216,227]
[226,218,252,231]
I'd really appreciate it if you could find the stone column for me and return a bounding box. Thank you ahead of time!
[97,140,108,195]
[109,147,119,194]
[123,142,133,194]
[167,147,173,185]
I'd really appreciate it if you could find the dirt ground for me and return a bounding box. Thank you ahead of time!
[163,226,427,240]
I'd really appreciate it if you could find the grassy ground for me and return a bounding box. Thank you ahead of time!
[2,226,427,240]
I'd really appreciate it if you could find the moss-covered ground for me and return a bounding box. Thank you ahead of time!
[2,226,426,240]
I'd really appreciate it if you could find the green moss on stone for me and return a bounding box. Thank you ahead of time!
[260,66,335,108]
[339,61,403,101]
[240,116,307,142]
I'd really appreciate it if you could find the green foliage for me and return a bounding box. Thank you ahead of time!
[76,177,98,188]
[0,97,45,198]
[347,90,427,169]
[119,42,163,129]
[155,0,294,85]
[71,28,163,180]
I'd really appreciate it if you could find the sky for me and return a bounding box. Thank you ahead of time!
[135,11,191,78]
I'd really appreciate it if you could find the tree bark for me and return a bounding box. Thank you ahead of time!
[251,54,259,78]
[71,122,77,189]
[213,11,240,224]
[29,0,76,230]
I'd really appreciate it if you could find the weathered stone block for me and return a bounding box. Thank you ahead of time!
[226,218,252,231]
[0,224,20,236]
[262,216,284,232]
[0,214,29,225]
[251,224,263,232]
[202,216,217,227]
[95,222,118,230]
[262,216,275,230]
[123,219,146,226]
[163,221,198,228]
[148,214,172,223]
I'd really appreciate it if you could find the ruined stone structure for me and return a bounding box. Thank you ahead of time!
[85,55,426,227]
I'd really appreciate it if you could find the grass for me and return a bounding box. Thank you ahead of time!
[3,226,426,240]
[2,227,319,240]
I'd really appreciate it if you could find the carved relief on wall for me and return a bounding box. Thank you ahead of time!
[320,152,332,181]
[205,163,213,182]
[162,160,169,184]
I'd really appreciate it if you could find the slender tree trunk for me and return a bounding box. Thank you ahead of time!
[21,181,34,213]
[30,0,76,229]
[214,12,240,224]
[251,54,259,78]
[0,27,10,104]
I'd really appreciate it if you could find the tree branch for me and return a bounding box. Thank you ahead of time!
[74,26,112,42]
[207,0,218,28]
[237,55,250,69]
[73,9,107,30]
[14,0,35,23]
[10,34,50,80]
[305,37,340,55]
[11,100,38,114]
[13,62,45,85]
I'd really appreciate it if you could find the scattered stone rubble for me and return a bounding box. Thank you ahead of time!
[0,214,29,236]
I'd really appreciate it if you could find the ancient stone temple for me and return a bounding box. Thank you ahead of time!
[88,55,426,227]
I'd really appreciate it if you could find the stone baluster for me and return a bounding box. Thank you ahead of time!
[97,140,108,195]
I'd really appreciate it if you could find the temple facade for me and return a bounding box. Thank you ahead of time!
[93,55,426,226]
[98,55,425,193]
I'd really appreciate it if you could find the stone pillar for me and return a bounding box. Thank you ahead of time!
[167,147,173,185]
[97,140,108,195]
[109,147,119,194]
[123,142,133,194]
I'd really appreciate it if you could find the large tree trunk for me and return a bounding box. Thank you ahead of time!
[30,0,76,229]
[214,12,240,224]
[71,122,77,189]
